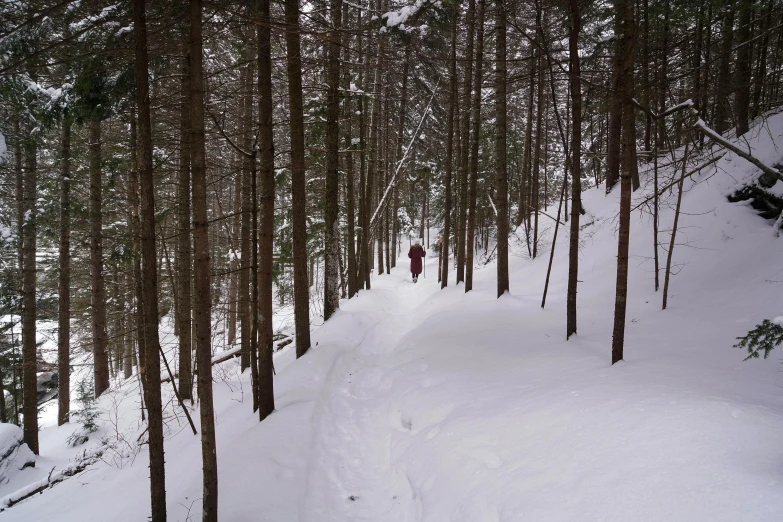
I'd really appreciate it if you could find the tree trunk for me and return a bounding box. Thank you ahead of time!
[58,117,71,425]
[240,60,254,371]
[227,162,238,347]
[734,0,754,136]
[495,0,509,296]
[357,13,370,291]
[751,0,773,119]
[133,0,166,516]
[376,91,385,278]
[257,0,276,420]
[611,0,636,365]
[605,5,624,193]
[441,6,459,288]
[324,0,342,320]
[466,0,485,292]
[357,15,368,291]
[89,120,110,398]
[22,136,38,454]
[285,0,312,357]
[189,0,219,518]
[663,144,689,310]
[383,85,392,275]
[456,0,476,284]
[521,50,535,254]
[344,3,358,297]
[715,2,736,135]
[250,147,260,411]
[15,118,22,307]
[128,109,146,382]
[365,18,381,289]
[657,0,670,152]
[700,2,713,135]
[123,272,134,380]
[566,0,582,339]
[642,0,651,154]
[532,21,545,259]
[177,47,193,402]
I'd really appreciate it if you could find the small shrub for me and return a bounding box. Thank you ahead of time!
[66,379,100,447]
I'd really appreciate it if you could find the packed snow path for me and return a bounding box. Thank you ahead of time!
[302,265,436,520]
[301,244,783,521]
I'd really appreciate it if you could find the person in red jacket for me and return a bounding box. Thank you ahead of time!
[408,239,426,283]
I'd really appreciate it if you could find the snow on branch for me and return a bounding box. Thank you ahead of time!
[378,0,441,33]
[368,77,440,236]
[486,190,498,217]
[691,110,783,184]
[630,98,694,120]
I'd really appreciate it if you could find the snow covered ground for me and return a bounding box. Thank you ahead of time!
[3,114,783,521]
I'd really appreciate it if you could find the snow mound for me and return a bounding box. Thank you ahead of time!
[0,424,36,486]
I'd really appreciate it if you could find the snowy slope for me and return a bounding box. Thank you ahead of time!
[3,114,783,521]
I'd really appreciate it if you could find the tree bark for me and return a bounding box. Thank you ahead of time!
[228,164,238,347]
[734,0,754,136]
[177,47,193,402]
[466,0,485,292]
[611,0,636,365]
[441,6,459,288]
[376,85,386,278]
[123,272,133,380]
[605,5,624,193]
[715,2,736,134]
[285,0,312,357]
[324,0,342,319]
[344,3,358,297]
[189,0,219,518]
[751,0,773,119]
[531,8,545,259]
[58,117,71,425]
[22,136,38,454]
[240,60,254,371]
[521,49,535,254]
[357,14,368,291]
[566,0,582,339]
[128,108,146,382]
[366,25,382,288]
[495,0,509,296]
[257,0,276,420]
[89,120,110,398]
[663,144,689,310]
[134,0,166,516]
[456,0,476,284]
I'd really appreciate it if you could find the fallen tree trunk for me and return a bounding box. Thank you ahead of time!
[161,336,294,383]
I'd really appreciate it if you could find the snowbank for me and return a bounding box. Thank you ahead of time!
[0,424,35,489]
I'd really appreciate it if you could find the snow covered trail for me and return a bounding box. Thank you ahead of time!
[302,261,438,521]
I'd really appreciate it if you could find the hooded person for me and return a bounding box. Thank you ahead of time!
[408,239,426,283]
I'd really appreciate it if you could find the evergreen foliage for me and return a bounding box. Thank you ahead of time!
[735,319,783,360]
[66,379,100,447]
